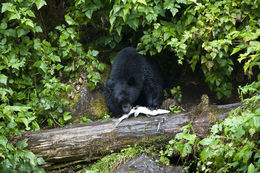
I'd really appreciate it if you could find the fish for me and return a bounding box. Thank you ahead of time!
[115,106,170,126]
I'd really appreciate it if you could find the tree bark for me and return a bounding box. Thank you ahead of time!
[13,103,241,169]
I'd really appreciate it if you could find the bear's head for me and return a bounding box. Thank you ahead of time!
[106,77,142,114]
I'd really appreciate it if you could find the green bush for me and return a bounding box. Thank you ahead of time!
[160,81,260,172]
[0,0,103,171]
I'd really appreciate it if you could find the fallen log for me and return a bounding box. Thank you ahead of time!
[13,103,241,169]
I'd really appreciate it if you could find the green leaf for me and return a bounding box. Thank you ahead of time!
[182,143,192,157]
[210,52,217,59]
[231,47,242,55]
[32,121,40,131]
[182,133,196,141]
[200,147,212,162]
[89,82,96,91]
[98,63,105,72]
[0,153,5,159]
[127,18,139,31]
[33,38,41,50]
[35,26,43,33]
[0,22,7,29]
[163,32,170,41]
[39,62,47,73]
[116,25,122,36]
[20,117,29,129]
[27,10,35,18]
[170,8,178,17]
[174,142,183,153]
[211,123,221,134]
[4,106,31,113]
[233,126,245,138]
[25,20,34,28]
[47,119,53,127]
[0,74,8,85]
[6,28,16,37]
[7,122,17,129]
[91,50,99,57]
[0,135,8,148]
[55,64,63,70]
[231,44,247,55]
[63,112,72,121]
[65,14,75,25]
[199,138,213,145]
[24,150,37,165]
[51,55,61,62]
[37,157,46,165]
[1,3,14,13]
[137,0,147,5]
[35,0,47,10]
[177,0,187,4]
[16,140,28,149]
[85,10,94,19]
[248,163,255,173]
[17,28,29,37]
[109,16,116,31]
[58,117,65,125]
[10,11,21,20]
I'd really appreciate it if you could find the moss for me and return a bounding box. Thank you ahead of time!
[68,92,80,110]
[66,80,110,123]
[82,135,170,172]
[208,105,226,124]
[90,93,109,119]
[190,101,228,126]
[85,146,144,173]
[137,136,170,148]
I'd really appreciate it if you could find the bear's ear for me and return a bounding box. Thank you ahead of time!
[127,77,136,86]
[106,79,114,87]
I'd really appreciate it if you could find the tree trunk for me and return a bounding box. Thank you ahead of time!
[13,103,241,169]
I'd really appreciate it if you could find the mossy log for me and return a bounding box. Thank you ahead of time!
[13,103,240,169]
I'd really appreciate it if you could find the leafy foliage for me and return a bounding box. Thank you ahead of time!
[109,0,259,99]
[160,123,198,165]
[168,86,182,113]
[170,86,182,103]
[0,137,45,172]
[160,81,260,172]
[197,83,259,172]
[0,0,103,171]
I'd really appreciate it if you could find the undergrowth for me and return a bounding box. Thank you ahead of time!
[160,80,260,172]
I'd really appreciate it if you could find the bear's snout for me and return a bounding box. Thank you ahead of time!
[121,103,132,114]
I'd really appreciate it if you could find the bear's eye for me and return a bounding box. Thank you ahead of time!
[127,77,136,86]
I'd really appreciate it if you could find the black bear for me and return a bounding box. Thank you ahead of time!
[104,47,164,117]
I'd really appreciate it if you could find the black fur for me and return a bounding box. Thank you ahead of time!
[104,47,164,117]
